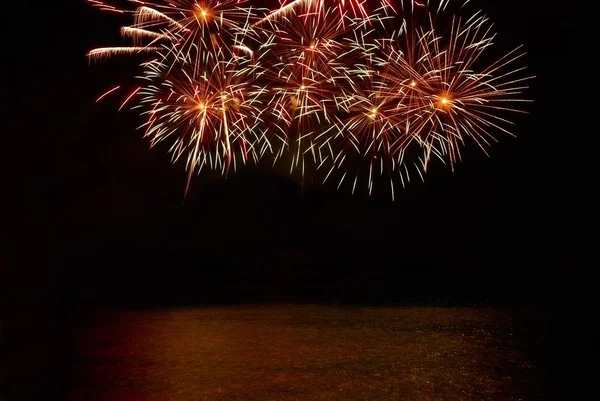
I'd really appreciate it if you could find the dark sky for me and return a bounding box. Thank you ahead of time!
[3,4,589,400]
[12,0,582,307]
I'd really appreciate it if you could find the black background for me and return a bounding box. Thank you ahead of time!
[5,0,588,400]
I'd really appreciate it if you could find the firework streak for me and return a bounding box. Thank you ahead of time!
[88,0,533,199]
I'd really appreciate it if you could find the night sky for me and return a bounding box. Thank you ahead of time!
[4,1,590,400]
[14,0,579,305]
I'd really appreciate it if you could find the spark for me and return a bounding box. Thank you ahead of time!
[96,85,121,102]
[120,27,167,42]
[87,47,162,62]
[119,87,141,111]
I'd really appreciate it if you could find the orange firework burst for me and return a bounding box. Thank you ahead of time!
[290,0,533,197]
[132,47,263,196]
[378,11,534,173]
[87,0,262,64]
[307,49,425,199]
[253,4,353,172]
[88,0,533,198]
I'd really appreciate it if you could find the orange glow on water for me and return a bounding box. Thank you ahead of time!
[69,306,536,401]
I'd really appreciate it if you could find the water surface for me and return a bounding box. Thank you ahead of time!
[69,305,542,400]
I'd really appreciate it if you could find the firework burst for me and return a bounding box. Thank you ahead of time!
[88,0,533,198]
[253,4,356,173]
[132,46,263,196]
[305,42,425,198]
[377,11,533,173]
[87,0,262,64]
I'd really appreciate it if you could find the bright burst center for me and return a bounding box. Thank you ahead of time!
[195,5,210,20]
[410,81,416,87]
[368,107,378,119]
[436,94,453,110]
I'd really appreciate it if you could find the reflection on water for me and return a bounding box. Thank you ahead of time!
[69,305,540,400]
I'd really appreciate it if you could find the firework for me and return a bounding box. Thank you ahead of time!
[254,0,375,25]
[131,46,263,196]
[301,1,532,196]
[88,0,532,198]
[303,37,425,198]
[377,11,533,173]
[87,0,262,64]
[252,4,355,172]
